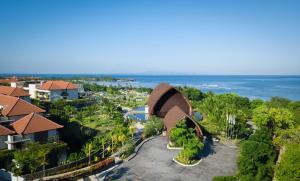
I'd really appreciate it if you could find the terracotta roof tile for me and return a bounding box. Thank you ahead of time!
[0,124,14,136]
[11,113,63,135]
[0,78,18,83]
[0,94,45,117]
[39,80,78,90]
[0,86,30,97]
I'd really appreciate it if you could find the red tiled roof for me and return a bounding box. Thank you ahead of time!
[0,124,15,136]
[0,94,45,117]
[0,77,18,84]
[11,113,63,135]
[39,80,78,90]
[0,86,30,97]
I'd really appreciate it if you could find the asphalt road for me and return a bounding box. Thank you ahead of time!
[106,136,237,181]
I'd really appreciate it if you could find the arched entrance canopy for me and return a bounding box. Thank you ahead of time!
[164,106,203,138]
[148,83,192,118]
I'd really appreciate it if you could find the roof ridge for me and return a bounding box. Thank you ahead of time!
[10,87,18,96]
[66,82,71,89]
[5,97,19,117]
[19,113,35,134]
[49,81,54,89]
[0,124,15,135]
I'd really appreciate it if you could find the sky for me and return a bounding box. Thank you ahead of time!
[0,0,299,75]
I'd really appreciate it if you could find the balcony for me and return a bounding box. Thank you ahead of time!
[5,135,30,144]
[0,117,14,123]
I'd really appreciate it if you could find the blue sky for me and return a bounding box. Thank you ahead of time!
[0,0,299,75]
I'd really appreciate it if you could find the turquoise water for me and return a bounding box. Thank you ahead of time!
[3,74,300,100]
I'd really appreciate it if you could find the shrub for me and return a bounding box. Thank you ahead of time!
[120,141,135,159]
[176,136,204,164]
[212,176,237,181]
[237,128,276,181]
[143,116,164,138]
[0,149,14,169]
[275,143,300,181]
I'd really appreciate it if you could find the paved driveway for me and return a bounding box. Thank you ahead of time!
[106,136,237,181]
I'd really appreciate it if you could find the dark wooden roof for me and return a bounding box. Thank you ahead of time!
[148,83,192,117]
[164,106,203,137]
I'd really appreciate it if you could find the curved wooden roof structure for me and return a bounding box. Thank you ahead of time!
[164,106,203,137]
[148,83,192,118]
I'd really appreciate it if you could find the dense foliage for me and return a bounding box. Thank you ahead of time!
[169,120,204,164]
[237,128,276,181]
[275,143,300,181]
[199,93,252,138]
[142,116,164,138]
[12,142,66,175]
[212,176,237,181]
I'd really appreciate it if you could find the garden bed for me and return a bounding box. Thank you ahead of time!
[173,157,202,167]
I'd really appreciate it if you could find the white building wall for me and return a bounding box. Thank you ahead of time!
[28,84,38,98]
[0,136,7,149]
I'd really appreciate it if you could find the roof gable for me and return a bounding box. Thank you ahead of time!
[0,94,45,117]
[11,113,63,135]
[0,124,14,136]
[0,86,30,97]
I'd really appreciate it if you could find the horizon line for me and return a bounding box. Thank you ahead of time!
[1,73,300,76]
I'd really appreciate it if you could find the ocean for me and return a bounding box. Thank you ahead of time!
[3,74,300,100]
[96,75,300,101]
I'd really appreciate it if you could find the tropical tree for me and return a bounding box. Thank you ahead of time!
[237,128,276,181]
[275,143,300,181]
[38,146,51,177]
[82,142,93,165]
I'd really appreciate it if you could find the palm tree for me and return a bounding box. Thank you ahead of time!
[83,142,93,165]
[37,147,51,177]
[102,138,106,158]
[118,134,127,147]
[129,126,136,139]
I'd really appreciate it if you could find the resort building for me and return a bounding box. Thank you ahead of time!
[0,94,45,121]
[148,83,192,118]
[148,83,202,138]
[0,86,30,102]
[0,93,63,150]
[7,113,63,150]
[0,124,15,149]
[25,80,79,101]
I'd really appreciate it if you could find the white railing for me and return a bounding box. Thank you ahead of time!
[6,135,29,144]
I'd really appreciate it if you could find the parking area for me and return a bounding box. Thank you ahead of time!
[106,136,237,181]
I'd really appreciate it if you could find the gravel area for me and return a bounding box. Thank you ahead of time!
[106,136,237,181]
